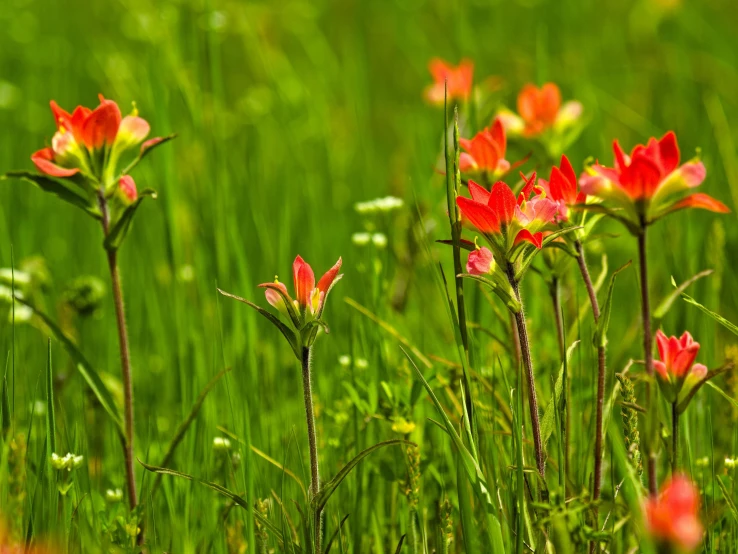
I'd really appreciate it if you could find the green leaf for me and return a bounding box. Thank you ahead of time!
[677,364,733,413]
[312,439,411,513]
[402,347,494,511]
[459,273,521,313]
[2,355,9,435]
[324,514,351,554]
[139,460,292,550]
[218,288,301,359]
[654,270,713,321]
[540,341,579,452]
[103,188,157,251]
[120,134,177,175]
[717,476,738,524]
[571,203,640,235]
[14,295,124,436]
[593,261,632,348]
[681,291,738,337]
[152,367,231,496]
[705,381,738,410]
[2,171,101,219]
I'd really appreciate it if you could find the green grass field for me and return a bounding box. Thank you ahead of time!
[1,0,738,552]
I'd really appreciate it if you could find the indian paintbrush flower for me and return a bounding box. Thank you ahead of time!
[579,131,730,231]
[498,82,583,138]
[645,475,703,552]
[457,177,558,258]
[425,58,473,105]
[32,96,161,196]
[458,118,510,179]
[653,330,708,406]
[538,154,587,223]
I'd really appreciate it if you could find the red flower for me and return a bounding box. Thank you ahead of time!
[456,177,557,255]
[466,246,495,275]
[118,175,138,203]
[32,96,155,184]
[518,83,561,136]
[425,58,473,105]
[538,155,587,221]
[653,330,708,404]
[580,131,729,222]
[459,118,510,177]
[259,256,343,320]
[645,475,703,552]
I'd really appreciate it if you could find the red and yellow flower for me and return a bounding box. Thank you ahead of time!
[653,329,708,404]
[259,255,343,325]
[425,58,473,105]
[458,118,510,179]
[645,475,703,552]
[580,131,729,226]
[457,177,558,259]
[498,83,583,138]
[32,95,160,195]
[538,154,587,222]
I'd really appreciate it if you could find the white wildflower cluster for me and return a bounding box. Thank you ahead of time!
[354,196,403,214]
[51,452,85,472]
[105,488,124,503]
[726,457,738,469]
[337,355,368,369]
[351,232,388,249]
[213,437,232,451]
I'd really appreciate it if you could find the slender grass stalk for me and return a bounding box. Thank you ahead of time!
[550,277,565,361]
[506,268,545,479]
[574,240,606,502]
[301,345,322,553]
[443,85,475,432]
[636,225,658,496]
[672,402,679,475]
[97,191,138,512]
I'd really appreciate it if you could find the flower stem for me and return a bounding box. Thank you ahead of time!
[550,277,565,361]
[98,192,138,513]
[672,402,679,475]
[506,268,545,480]
[574,240,606,502]
[301,346,322,553]
[637,226,658,496]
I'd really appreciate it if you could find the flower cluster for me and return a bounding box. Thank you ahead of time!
[653,330,708,405]
[425,58,473,105]
[32,96,163,203]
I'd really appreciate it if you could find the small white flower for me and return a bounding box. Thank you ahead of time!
[352,232,371,246]
[371,233,388,249]
[338,355,352,367]
[356,358,369,370]
[213,437,232,451]
[106,488,123,502]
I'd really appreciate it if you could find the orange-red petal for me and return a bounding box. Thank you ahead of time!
[31,148,79,177]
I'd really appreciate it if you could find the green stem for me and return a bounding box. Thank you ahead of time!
[301,346,322,553]
[507,268,545,480]
[672,402,679,475]
[98,192,138,514]
[637,226,658,496]
[574,240,606,502]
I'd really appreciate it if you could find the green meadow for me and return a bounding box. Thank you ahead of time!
[1,0,738,552]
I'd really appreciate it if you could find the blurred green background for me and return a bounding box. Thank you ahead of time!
[1,0,737,551]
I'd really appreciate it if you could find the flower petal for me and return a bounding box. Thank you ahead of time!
[488,181,517,225]
[118,175,138,203]
[658,131,680,174]
[466,247,494,275]
[317,257,343,293]
[513,229,543,248]
[293,255,315,307]
[81,98,122,149]
[468,180,491,203]
[457,196,500,233]
[671,193,730,214]
[31,148,79,177]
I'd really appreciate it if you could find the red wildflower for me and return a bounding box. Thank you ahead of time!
[32,96,154,185]
[653,329,708,404]
[645,475,703,552]
[498,83,583,138]
[580,131,729,222]
[118,175,138,203]
[425,58,473,105]
[538,154,587,221]
[459,118,510,178]
[259,256,343,320]
[466,246,495,275]
[456,177,557,255]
